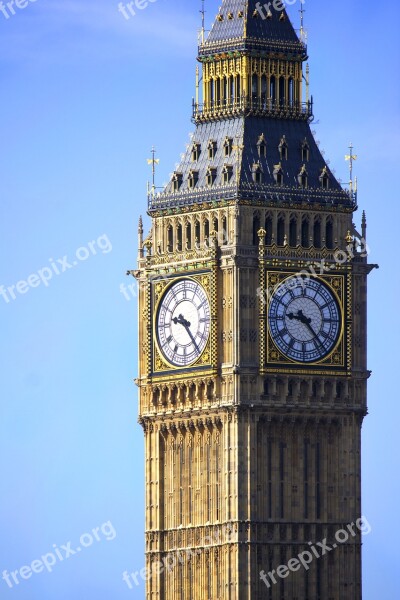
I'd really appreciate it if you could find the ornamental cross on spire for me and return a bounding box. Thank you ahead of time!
[147,146,160,190]
[345,143,357,193]
[299,3,306,42]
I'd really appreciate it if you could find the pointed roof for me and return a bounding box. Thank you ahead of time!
[200,0,306,57]
[149,116,353,211]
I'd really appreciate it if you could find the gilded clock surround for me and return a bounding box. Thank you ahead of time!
[132,4,376,599]
[264,271,348,372]
[152,273,214,374]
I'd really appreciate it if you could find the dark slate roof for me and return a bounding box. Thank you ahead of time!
[199,0,306,57]
[149,117,354,211]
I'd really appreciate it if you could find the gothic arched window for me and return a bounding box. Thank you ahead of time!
[279,77,285,106]
[302,219,310,247]
[270,76,276,104]
[252,162,263,184]
[301,139,310,162]
[253,213,261,246]
[314,219,322,248]
[288,78,294,105]
[186,222,192,250]
[320,166,330,190]
[265,215,273,245]
[279,136,288,160]
[177,223,183,251]
[298,165,308,188]
[277,216,285,246]
[326,219,334,249]
[274,163,284,185]
[167,226,173,252]
[289,218,297,247]
[257,133,267,157]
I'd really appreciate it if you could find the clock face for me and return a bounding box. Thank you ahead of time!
[268,276,341,363]
[156,279,211,367]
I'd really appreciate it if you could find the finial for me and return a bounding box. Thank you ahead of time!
[147,146,160,192]
[200,0,206,44]
[138,215,144,258]
[258,228,266,246]
[299,3,306,42]
[345,143,358,194]
[362,210,367,240]
[195,65,199,106]
[305,63,310,104]
[345,230,353,244]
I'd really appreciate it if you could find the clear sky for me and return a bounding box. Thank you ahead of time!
[0,1,399,598]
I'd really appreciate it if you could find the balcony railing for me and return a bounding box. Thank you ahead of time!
[198,36,307,59]
[148,180,356,212]
[192,96,313,123]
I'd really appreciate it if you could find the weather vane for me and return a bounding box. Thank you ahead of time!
[146,146,160,192]
[345,143,357,194]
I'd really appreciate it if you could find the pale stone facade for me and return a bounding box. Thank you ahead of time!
[132,3,374,598]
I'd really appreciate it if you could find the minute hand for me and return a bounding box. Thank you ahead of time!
[302,319,326,353]
[303,319,319,338]
[182,322,200,353]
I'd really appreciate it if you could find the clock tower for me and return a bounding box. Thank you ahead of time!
[132,2,375,598]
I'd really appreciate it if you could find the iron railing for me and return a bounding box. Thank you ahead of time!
[148,181,357,212]
[192,97,313,123]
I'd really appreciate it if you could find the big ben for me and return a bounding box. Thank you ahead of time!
[132,2,375,598]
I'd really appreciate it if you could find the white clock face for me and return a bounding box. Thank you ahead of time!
[268,276,341,363]
[157,279,211,367]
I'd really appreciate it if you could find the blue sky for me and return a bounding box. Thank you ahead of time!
[0,0,399,598]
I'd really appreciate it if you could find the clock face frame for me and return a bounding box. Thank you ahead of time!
[156,278,211,368]
[268,276,342,364]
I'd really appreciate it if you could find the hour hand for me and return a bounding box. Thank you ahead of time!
[287,310,318,337]
[173,314,191,328]
[297,310,311,325]
[174,315,200,353]
[288,310,311,325]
